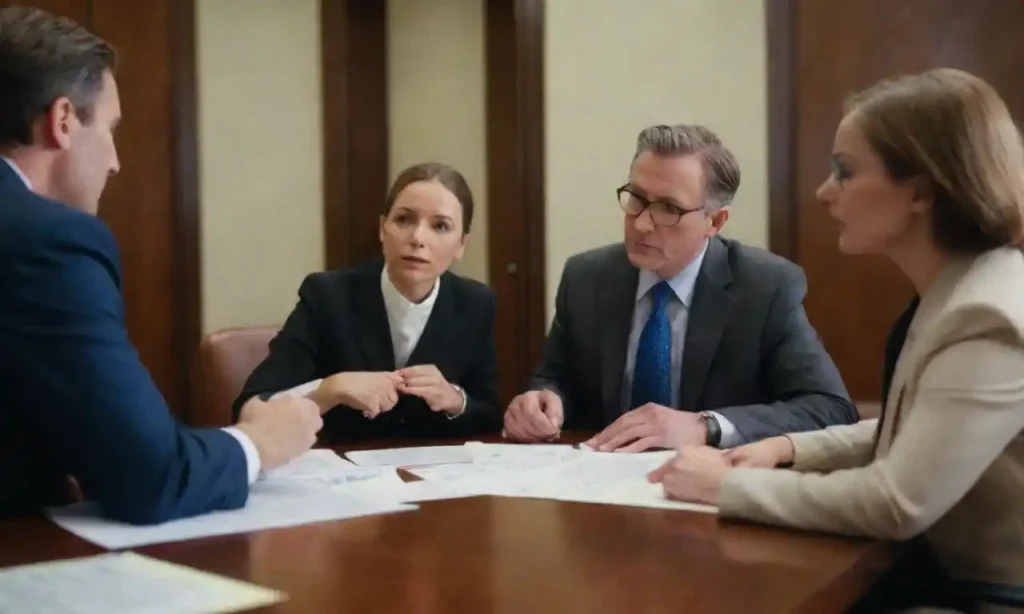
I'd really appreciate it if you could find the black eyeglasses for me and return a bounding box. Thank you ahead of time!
[616,185,703,227]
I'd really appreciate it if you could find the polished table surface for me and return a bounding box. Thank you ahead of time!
[0,434,900,613]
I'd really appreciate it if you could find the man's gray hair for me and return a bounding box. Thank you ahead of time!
[633,124,741,209]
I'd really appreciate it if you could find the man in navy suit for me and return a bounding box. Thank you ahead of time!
[0,7,323,524]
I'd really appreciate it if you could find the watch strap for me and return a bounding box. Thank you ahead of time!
[700,411,722,447]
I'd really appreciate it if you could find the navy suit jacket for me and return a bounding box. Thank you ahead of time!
[0,160,249,524]
[233,259,500,442]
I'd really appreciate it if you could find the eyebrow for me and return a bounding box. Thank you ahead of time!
[627,185,687,208]
[394,207,455,222]
[831,151,855,163]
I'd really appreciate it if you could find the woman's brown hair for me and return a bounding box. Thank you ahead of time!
[845,68,1024,252]
[382,162,475,235]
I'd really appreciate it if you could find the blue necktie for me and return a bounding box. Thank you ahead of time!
[631,281,673,409]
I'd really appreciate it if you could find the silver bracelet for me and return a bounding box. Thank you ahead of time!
[446,384,467,419]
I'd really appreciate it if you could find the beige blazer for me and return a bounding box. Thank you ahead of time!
[719,247,1024,587]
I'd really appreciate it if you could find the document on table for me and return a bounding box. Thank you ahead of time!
[261,449,354,479]
[366,478,498,504]
[345,445,473,467]
[404,443,580,481]
[404,464,491,482]
[48,489,416,550]
[488,451,718,514]
[259,450,405,495]
[258,467,407,495]
[0,551,283,614]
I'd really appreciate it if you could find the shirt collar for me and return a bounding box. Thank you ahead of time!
[635,239,709,307]
[380,265,440,315]
[1,156,32,189]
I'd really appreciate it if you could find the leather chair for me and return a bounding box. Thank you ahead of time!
[189,325,279,427]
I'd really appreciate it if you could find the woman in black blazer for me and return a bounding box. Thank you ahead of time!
[233,162,499,442]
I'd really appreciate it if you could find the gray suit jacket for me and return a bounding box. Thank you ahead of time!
[529,237,857,443]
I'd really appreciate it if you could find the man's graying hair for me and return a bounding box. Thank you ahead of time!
[633,124,741,210]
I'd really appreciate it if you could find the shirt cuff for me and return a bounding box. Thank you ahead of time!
[222,426,261,484]
[270,378,323,400]
[709,411,741,448]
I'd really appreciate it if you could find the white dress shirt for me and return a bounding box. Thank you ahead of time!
[1,156,260,484]
[380,266,440,369]
[621,240,740,448]
[273,267,440,395]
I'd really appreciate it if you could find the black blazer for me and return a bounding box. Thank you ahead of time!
[233,259,500,441]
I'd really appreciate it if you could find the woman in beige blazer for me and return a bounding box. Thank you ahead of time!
[649,68,1024,610]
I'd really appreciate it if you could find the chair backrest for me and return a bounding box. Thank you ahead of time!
[189,325,279,427]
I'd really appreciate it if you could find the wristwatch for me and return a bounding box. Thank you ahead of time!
[699,411,722,447]
[445,384,467,420]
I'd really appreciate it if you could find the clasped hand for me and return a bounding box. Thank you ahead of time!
[316,365,461,419]
[503,389,564,441]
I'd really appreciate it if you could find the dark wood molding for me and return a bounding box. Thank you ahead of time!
[766,0,797,260]
[519,0,547,379]
[321,0,389,270]
[170,0,202,420]
[485,0,546,404]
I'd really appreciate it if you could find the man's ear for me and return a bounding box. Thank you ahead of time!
[44,97,76,150]
[706,206,730,237]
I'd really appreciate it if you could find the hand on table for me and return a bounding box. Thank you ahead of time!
[647,445,731,505]
[585,404,706,452]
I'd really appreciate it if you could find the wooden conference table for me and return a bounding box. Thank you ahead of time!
[0,433,900,613]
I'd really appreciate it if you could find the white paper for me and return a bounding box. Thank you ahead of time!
[366,479,496,503]
[0,551,284,614]
[404,464,492,482]
[258,467,407,496]
[488,451,719,514]
[261,449,353,479]
[345,445,472,467]
[468,443,583,472]
[464,442,577,458]
[258,450,403,495]
[48,489,416,550]
[406,444,580,481]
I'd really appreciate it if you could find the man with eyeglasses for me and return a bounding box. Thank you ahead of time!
[503,124,856,451]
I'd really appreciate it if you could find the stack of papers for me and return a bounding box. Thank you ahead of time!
[343,442,718,514]
[48,450,415,550]
[48,444,715,550]
[0,552,283,613]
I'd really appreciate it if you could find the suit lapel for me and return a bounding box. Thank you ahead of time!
[875,258,971,455]
[600,249,639,422]
[680,238,737,409]
[405,274,455,369]
[350,262,396,372]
